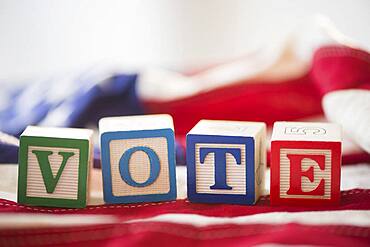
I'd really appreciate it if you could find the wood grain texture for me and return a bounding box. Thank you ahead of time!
[109,137,170,196]
[195,143,246,195]
[254,128,266,200]
[279,148,332,199]
[26,146,80,200]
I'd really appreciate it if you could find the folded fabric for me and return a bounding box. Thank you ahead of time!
[0,73,142,137]
[323,89,370,154]
[0,19,369,247]
[1,46,370,165]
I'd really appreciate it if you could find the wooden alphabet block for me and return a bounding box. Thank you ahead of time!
[99,114,177,204]
[270,121,342,206]
[18,126,93,208]
[187,120,266,205]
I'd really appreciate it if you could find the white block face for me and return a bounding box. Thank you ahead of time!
[26,146,80,200]
[279,148,332,199]
[109,137,170,196]
[272,122,341,142]
[99,114,174,133]
[188,120,265,137]
[22,126,93,140]
[195,143,246,195]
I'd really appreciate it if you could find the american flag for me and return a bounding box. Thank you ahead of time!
[0,24,369,246]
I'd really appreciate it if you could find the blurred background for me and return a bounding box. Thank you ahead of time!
[1,0,370,80]
[0,1,369,242]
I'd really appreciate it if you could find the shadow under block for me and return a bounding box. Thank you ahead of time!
[187,120,266,205]
[99,114,177,204]
[18,126,94,208]
[270,121,342,206]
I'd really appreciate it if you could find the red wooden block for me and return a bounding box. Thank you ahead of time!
[270,122,341,206]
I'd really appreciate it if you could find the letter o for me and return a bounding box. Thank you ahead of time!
[119,146,160,187]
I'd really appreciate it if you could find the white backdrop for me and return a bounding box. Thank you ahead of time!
[0,0,369,80]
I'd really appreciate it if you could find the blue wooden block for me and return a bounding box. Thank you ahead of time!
[187,120,266,205]
[100,114,177,204]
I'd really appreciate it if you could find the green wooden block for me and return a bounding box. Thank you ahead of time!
[17,126,93,208]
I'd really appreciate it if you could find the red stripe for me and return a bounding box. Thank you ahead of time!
[342,152,370,164]
[311,46,370,95]
[0,189,369,220]
[145,75,322,136]
[0,222,368,247]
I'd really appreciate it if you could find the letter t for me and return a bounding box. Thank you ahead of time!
[199,147,241,190]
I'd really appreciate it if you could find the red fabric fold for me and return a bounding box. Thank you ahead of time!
[311,46,370,94]
[0,189,369,219]
[0,222,369,247]
[0,190,369,245]
[145,46,370,137]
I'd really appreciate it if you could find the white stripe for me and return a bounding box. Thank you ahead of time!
[127,210,370,227]
[0,214,117,229]
[0,210,368,229]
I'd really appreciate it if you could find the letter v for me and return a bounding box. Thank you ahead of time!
[32,150,75,193]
